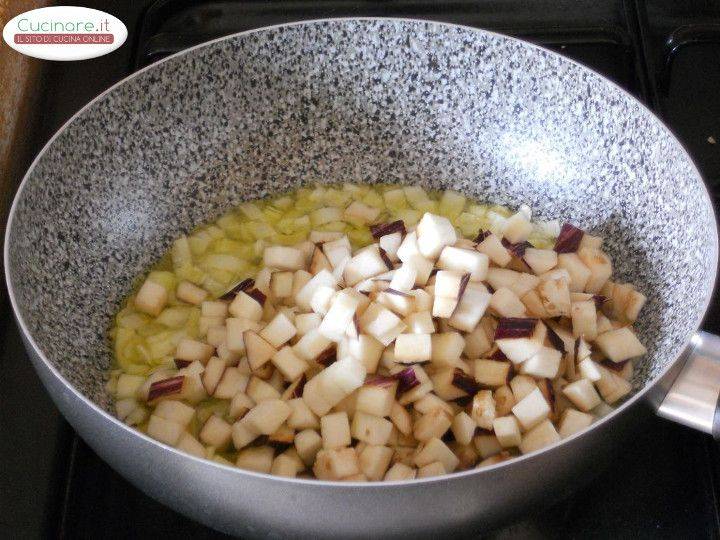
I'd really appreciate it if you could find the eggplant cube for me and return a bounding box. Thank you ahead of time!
[384,462,417,481]
[379,232,403,262]
[347,335,385,373]
[405,311,436,334]
[351,412,394,445]
[263,246,306,271]
[416,213,457,259]
[437,246,489,281]
[214,367,249,400]
[286,398,319,430]
[595,364,633,404]
[594,327,647,362]
[271,346,309,382]
[451,411,477,446]
[538,277,571,317]
[523,248,558,275]
[228,391,255,420]
[502,211,533,243]
[449,283,492,332]
[270,271,294,300]
[292,330,333,362]
[432,295,459,319]
[259,312,297,348]
[246,376,281,403]
[294,429,323,466]
[577,247,613,293]
[430,332,466,366]
[318,290,361,342]
[271,454,299,478]
[359,445,394,481]
[489,288,527,318]
[147,415,184,446]
[463,320,494,358]
[518,419,560,454]
[201,356,226,395]
[356,384,396,417]
[562,378,602,412]
[243,330,277,371]
[390,401,413,436]
[493,416,522,448]
[558,408,594,438]
[511,387,550,430]
[154,400,195,427]
[244,399,292,435]
[389,264,418,293]
[358,303,406,346]
[494,385,516,416]
[176,433,206,459]
[434,270,466,298]
[471,390,496,430]
[295,270,337,312]
[236,446,275,473]
[176,281,208,305]
[474,360,511,388]
[199,414,232,449]
[225,317,259,355]
[413,408,453,442]
[417,461,447,478]
[295,312,322,336]
[321,412,352,449]
[231,418,260,450]
[135,279,168,317]
[414,437,459,473]
[521,347,562,379]
[495,321,545,365]
[394,333,432,363]
[175,339,214,365]
[557,253,592,293]
[343,245,390,286]
[474,433,503,459]
[229,291,264,322]
[477,232,512,267]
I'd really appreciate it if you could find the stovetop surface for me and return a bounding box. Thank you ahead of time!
[3,1,720,538]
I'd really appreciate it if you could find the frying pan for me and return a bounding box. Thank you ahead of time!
[5,18,719,538]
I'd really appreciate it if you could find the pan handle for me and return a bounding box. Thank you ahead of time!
[657,331,720,437]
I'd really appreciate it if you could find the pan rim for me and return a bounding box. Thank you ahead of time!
[4,16,718,489]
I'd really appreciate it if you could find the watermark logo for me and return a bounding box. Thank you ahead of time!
[2,6,127,61]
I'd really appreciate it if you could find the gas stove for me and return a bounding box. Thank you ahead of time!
[3,1,720,538]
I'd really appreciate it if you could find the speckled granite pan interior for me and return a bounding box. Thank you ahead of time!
[6,19,716,412]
